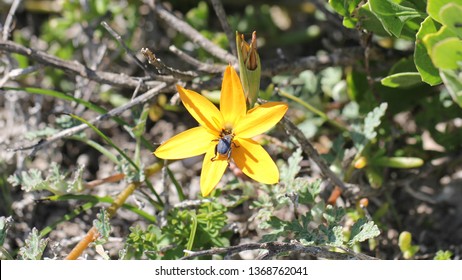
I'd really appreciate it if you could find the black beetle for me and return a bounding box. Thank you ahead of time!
[211,134,234,161]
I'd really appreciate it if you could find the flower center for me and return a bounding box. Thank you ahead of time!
[221,128,233,137]
[223,123,234,133]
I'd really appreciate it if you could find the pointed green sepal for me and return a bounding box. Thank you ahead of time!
[236,31,261,109]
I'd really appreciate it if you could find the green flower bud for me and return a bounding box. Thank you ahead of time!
[236,31,261,108]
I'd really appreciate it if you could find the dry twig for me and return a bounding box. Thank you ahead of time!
[278,115,374,200]
[168,45,226,74]
[146,0,237,65]
[1,0,22,40]
[141,47,197,80]
[0,40,170,90]
[261,47,364,77]
[101,21,153,75]
[9,82,169,155]
[279,114,347,192]
[209,0,236,57]
[182,241,378,260]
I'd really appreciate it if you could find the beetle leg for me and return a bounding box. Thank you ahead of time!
[211,145,218,161]
[226,147,232,164]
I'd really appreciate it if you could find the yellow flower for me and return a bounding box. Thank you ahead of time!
[154,65,288,197]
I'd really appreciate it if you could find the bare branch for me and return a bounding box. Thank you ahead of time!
[182,241,378,260]
[261,47,364,77]
[147,0,237,65]
[0,65,40,87]
[168,45,226,74]
[0,40,172,90]
[101,21,152,75]
[141,47,197,80]
[8,82,170,155]
[279,115,348,192]
[2,0,22,40]
[209,0,237,57]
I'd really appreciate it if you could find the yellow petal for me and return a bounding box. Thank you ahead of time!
[234,102,288,138]
[232,138,279,184]
[220,65,246,129]
[200,145,229,197]
[154,126,216,159]
[177,85,223,134]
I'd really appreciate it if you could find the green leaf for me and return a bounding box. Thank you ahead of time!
[382,57,421,88]
[7,163,85,195]
[185,1,209,29]
[434,250,453,260]
[414,16,442,85]
[357,3,390,37]
[69,136,119,164]
[296,179,321,205]
[348,218,380,246]
[327,226,344,247]
[346,69,377,113]
[323,205,345,225]
[427,0,453,23]
[328,0,361,17]
[185,211,197,254]
[366,166,383,189]
[0,216,13,247]
[369,0,424,37]
[7,170,44,192]
[279,147,303,187]
[440,69,462,107]
[371,156,424,168]
[364,103,388,140]
[423,25,457,54]
[69,114,139,172]
[439,3,462,38]
[93,208,112,245]
[132,105,150,138]
[19,228,48,260]
[350,103,387,153]
[389,56,418,73]
[431,38,462,70]
[381,72,422,88]
[264,216,287,235]
[94,0,108,15]
[328,0,362,28]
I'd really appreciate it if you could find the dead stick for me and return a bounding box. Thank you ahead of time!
[209,0,236,57]
[182,241,377,260]
[147,0,236,65]
[279,116,347,192]
[0,40,168,89]
[168,45,226,74]
[9,82,169,154]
